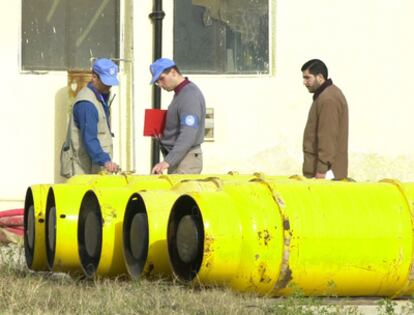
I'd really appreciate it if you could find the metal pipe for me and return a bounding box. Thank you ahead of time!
[149,0,165,168]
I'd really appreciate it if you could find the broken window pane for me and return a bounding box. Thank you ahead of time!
[174,0,269,74]
[22,0,120,71]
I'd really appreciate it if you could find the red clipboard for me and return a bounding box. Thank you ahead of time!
[143,109,167,136]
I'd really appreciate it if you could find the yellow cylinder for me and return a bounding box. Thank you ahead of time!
[47,174,136,274]
[78,176,178,278]
[167,179,414,297]
[77,173,262,278]
[88,175,257,278]
[385,180,414,296]
[123,178,225,280]
[44,174,186,275]
[66,173,225,186]
[24,184,50,271]
[123,190,181,279]
[48,175,145,274]
[42,173,286,276]
[167,180,285,292]
[46,184,91,274]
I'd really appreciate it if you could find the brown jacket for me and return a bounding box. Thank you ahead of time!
[303,83,349,179]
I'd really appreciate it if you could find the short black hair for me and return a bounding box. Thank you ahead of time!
[301,59,328,80]
[163,65,181,75]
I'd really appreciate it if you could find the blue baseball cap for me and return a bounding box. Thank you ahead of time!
[92,58,119,86]
[150,58,176,84]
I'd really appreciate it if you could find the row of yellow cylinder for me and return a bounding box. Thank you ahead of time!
[24,173,414,297]
[24,173,255,276]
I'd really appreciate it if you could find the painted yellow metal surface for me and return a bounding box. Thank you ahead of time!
[24,184,50,271]
[49,184,91,274]
[169,178,414,297]
[28,174,183,275]
[189,183,284,294]
[122,175,277,280]
[49,176,152,274]
[23,173,287,277]
[89,186,137,277]
[91,176,181,278]
[28,173,414,297]
[54,175,181,275]
[126,190,183,279]
[389,180,414,296]
[267,179,413,297]
[61,174,251,277]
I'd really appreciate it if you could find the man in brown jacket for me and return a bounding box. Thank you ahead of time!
[301,59,349,180]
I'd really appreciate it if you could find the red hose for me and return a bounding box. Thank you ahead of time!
[0,215,24,227]
[0,208,24,218]
[5,227,24,236]
[0,209,24,237]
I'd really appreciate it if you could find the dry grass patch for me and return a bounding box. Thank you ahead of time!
[0,243,412,314]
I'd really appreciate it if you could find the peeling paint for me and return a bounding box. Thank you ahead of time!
[276,194,286,208]
[102,207,117,225]
[257,229,272,246]
[257,262,272,284]
[203,235,215,269]
[203,235,214,255]
[250,177,293,291]
[274,267,292,289]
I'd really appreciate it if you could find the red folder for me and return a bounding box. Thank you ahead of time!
[143,109,167,136]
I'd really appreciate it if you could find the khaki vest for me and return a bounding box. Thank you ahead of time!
[70,87,113,175]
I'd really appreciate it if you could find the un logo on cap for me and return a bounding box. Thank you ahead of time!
[109,67,116,75]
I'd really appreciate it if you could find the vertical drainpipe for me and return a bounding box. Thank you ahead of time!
[149,0,165,168]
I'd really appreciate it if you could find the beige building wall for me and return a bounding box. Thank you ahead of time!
[0,0,413,209]
[142,0,414,181]
[0,1,65,209]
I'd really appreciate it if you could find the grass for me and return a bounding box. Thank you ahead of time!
[0,243,413,315]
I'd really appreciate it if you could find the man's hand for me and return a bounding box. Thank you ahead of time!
[152,161,170,174]
[315,172,326,179]
[104,161,119,173]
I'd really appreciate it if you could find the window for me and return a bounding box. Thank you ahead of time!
[174,0,269,75]
[22,0,120,71]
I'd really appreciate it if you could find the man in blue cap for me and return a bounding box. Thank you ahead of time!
[63,58,119,176]
[150,58,206,174]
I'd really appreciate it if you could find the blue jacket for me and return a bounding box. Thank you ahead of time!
[73,83,112,166]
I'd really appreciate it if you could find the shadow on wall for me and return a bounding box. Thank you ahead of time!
[54,71,92,183]
[54,86,70,184]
